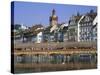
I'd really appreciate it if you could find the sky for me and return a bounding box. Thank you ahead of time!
[12,1,97,27]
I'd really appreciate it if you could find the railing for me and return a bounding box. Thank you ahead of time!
[14,49,96,55]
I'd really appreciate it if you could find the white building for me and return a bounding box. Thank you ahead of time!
[77,15,85,42]
[68,13,82,42]
[36,32,43,43]
[20,24,29,30]
[67,10,97,42]
[92,16,97,41]
[79,10,97,42]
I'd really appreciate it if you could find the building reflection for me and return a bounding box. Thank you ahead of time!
[14,53,97,64]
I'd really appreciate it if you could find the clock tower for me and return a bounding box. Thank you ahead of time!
[49,9,58,27]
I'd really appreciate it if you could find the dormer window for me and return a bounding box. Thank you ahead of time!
[85,16,90,22]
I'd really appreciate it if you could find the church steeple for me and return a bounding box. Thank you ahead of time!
[49,9,58,26]
[52,9,55,15]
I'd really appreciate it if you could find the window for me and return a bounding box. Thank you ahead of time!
[85,16,90,22]
[89,22,92,25]
[86,28,87,32]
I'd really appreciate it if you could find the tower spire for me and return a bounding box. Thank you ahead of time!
[52,9,55,15]
[49,9,58,26]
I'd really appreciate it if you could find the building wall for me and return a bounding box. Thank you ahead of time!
[67,14,82,42]
[79,15,97,42]
[36,32,43,43]
[77,15,85,42]
[92,26,97,41]
[68,25,78,42]
[64,32,68,42]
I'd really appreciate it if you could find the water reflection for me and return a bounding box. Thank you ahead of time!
[14,53,97,64]
[14,53,97,73]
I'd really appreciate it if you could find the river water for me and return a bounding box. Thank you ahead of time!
[14,53,97,73]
